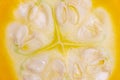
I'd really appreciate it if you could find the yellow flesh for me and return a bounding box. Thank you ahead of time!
[0,0,117,80]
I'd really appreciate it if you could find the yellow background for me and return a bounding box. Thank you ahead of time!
[0,0,120,80]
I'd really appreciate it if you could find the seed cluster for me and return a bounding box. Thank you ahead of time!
[6,0,115,80]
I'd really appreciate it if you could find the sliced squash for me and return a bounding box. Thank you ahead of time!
[0,0,120,80]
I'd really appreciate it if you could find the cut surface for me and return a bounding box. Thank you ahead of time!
[6,0,115,80]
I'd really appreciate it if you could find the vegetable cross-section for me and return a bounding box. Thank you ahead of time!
[6,0,115,80]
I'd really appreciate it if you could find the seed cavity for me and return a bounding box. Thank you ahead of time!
[78,14,104,42]
[29,3,52,28]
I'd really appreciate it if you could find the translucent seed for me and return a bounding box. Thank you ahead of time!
[78,14,103,42]
[15,25,28,46]
[26,57,48,73]
[29,6,47,28]
[52,59,66,75]
[95,72,109,80]
[56,2,68,24]
[73,64,82,80]
[68,5,79,24]
[23,72,41,80]
[14,3,32,19]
